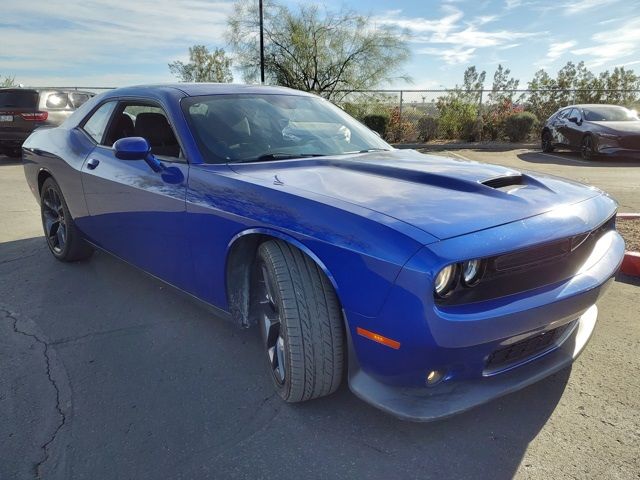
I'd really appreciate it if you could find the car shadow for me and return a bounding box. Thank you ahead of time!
[0,154,21,165]
[518,150,640,167]
[0,237,570,480]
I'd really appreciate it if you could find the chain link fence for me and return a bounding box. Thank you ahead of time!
[24,86,640,144]
[337,89,640,144]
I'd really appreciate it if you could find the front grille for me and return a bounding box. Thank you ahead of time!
[484,322,574,375]
[436,214,616,306]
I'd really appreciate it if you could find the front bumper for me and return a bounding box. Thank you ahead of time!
[596,146,640,159]
[345,195,624,421]
[348,304,599,421]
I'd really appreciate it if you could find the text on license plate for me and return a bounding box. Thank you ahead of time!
[0,115,13,122]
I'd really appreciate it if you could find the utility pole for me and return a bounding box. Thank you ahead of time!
[259,0,265,84]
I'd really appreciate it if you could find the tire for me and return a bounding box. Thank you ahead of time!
[581,135,595,161]
[253,239,344,402]
[40,177,93,262]
[541,131,554,153]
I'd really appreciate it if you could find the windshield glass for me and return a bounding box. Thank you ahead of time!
[181,94,391,163]
[583,106,639,122]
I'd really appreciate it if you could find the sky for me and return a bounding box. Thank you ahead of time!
[1,0,639,90]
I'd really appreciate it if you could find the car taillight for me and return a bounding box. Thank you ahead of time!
[20,112,48,121]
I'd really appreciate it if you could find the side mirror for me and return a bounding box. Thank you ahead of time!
[568,116,579,124]
[113,137,150,160]
[113,137,164,172]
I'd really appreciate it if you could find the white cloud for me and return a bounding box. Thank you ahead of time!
[417,47,476,65]
[563,0,620,15]
[1,0,233,85]
[571,17,640,67]
[546,40,577,62]
[376,6,537,66]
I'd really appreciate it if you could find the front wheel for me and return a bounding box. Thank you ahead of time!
[581,135,596,161]
[40,177,93,262]
[253,239,344,402]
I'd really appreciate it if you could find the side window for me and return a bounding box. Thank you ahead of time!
[105,103,182,160]
[82,102,117,143]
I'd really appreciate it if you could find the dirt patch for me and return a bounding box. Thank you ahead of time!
[617,219,640,252]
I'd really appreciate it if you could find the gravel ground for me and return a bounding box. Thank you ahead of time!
[618,219,640,252]
[1,153,639,480]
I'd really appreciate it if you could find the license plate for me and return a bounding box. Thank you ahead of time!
[0,115,13,122]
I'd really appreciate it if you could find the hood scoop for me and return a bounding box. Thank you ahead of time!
[481,174,524,190]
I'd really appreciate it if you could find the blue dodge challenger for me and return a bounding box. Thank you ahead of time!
[22,84,624,421]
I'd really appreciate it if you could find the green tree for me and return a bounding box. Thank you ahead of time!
[488,64,520,105]
[227,0,410,101]
[168,45,233,83]
[1,75,15,87]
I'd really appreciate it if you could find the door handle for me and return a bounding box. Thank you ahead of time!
[86,158,100,170]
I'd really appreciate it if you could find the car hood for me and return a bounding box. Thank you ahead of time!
[590,120,640,134]
[230,149,602,240]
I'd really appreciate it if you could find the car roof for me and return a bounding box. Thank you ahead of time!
[106,83,314,98]
[561,104,625,109]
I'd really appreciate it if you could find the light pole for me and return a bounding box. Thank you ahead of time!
[259,0,265,84]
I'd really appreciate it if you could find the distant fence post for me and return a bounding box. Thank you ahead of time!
[399,90,403,125]
[478,89,484,141]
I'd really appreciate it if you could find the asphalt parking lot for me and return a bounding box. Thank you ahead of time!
[1,151,639,480]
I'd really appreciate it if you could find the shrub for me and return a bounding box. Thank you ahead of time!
[342,102,368,121]
[417,116,439,142]
[436,97,478,140]
[462,118,483,142]
[363,114,389,137]
[386,107,416,143]
[503,112,537,142]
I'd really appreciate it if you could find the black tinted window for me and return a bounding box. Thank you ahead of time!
[83,102,117,143]
[46,92,92,110]
[0,89,38,108]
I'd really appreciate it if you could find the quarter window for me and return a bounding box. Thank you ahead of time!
[83,102,117,143]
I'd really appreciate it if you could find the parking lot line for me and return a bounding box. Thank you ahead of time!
[443,150,472,161]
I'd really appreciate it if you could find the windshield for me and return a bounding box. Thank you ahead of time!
[181,94,391,163]
[583,106,639,122]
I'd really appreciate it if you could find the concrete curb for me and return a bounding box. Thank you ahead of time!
[617,213,640,277]
[621,252,640,277]
[617,213,640,220]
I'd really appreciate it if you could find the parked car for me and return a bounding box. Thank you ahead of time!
[541,104,640,160]
[22,84,624,421]
[0,88,93,157]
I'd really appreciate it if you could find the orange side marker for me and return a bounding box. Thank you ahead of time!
[356,327,401,350]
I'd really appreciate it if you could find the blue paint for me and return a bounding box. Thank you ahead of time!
[22,84,624,419]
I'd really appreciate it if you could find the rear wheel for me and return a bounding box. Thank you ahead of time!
[581,135,595,161]
[40,178,93,262]
[253,239,344,402]
[541,131,554,153]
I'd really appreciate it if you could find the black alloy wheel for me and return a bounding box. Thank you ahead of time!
[541,131,554,153]
[40,177,93,261]
[581,135,595,161]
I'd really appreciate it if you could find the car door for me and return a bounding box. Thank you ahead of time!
[550,108,571,146]
[562,108,585,148]
[80,99,191,287]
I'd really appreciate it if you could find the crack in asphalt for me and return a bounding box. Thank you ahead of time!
[2,309,65,479]
[0,251,40,265]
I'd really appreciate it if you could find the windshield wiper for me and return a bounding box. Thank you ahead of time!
[235,153,327,163]
[352,148,391,153]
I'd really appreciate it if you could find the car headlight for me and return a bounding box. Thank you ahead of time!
[462,259,484,286]
[434,265,458,298]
